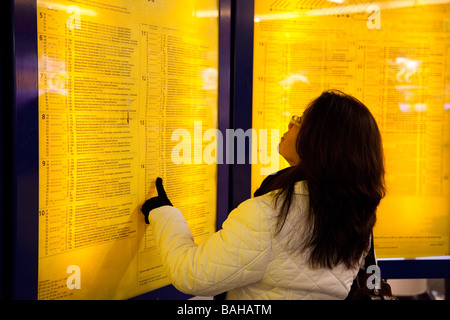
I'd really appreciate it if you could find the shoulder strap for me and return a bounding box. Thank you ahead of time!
[364,233,376,268]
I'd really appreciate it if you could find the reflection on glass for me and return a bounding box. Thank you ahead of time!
[252,0,450,259]
[37,0,219,299]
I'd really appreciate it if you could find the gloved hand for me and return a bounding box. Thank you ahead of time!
[141,177,172,224]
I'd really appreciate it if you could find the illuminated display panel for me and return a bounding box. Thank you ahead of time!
[253,0,450,259]
[37,0,218,299]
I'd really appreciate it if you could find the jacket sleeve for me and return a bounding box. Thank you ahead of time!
[148,198,272,296]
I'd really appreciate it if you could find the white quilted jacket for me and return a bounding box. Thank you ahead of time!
[149,181,361,299]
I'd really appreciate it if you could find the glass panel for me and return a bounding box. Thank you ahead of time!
[253,0,450,259]
[37,0,218,299]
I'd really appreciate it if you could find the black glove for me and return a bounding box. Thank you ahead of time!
[141,177,173,224]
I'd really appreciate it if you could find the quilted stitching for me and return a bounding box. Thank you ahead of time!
[149,181,360,299]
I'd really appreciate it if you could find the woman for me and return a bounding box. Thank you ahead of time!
[141,89,386,299]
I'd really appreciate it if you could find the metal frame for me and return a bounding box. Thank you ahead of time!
[378,259,450,279]
[216,0,232,231]
[228,0,254,211]
[4,0,233,300]
[3,0,449,301]
[5,0,40,300]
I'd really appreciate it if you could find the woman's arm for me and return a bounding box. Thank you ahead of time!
[149,199,272,296]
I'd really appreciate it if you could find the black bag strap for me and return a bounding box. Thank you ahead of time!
[364,233,376,269]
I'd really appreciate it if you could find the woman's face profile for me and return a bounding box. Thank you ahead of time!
[278,116,301,166]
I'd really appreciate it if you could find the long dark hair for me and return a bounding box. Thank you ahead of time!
[268,90,386,269]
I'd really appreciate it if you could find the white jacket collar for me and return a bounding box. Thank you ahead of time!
[294,180,309,195]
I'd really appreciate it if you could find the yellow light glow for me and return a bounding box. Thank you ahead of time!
[253,0,450,259]
[37,0,218,300]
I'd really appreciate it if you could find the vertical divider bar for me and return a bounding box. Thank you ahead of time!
[1,0,15,301]
[217,0,232,230]
[229,0,254,211]
[12,0,39,299]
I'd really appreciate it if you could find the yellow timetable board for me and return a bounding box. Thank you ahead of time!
[253,0,450,259]
[37,0,218,299]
